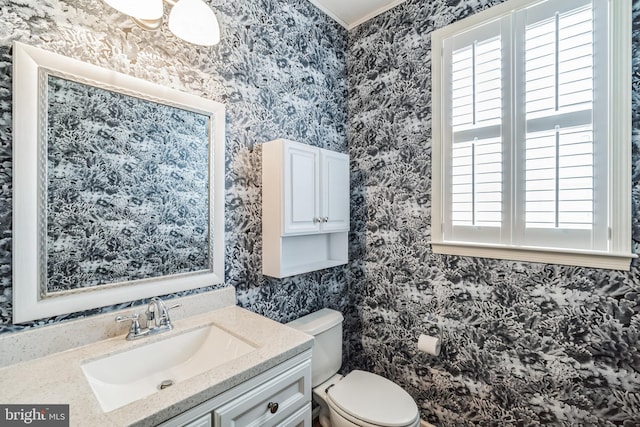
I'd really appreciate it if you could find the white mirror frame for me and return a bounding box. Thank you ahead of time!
[12,42,225,323]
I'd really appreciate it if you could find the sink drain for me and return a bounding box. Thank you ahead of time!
[158,379,174,390]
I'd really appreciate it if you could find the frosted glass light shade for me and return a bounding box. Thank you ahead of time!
[169,0,221,46]
[103,0,163,20]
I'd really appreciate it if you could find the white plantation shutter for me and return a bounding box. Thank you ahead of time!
[516,0,607,250]
[450,36,503,227]
[523,126,594,230]
[451,136,502,227]
[523,3,593,120]
[443,20,509,244]
[431,0,634,269]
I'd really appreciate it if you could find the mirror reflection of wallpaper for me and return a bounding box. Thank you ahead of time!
[45,76,210,294]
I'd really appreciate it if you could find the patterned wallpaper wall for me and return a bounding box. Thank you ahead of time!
[46,76,212,292]
[0,0,351,331]
[2,0,640,425]
[347,0,640,425]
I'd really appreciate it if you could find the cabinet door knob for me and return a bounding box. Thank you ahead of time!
[322,217,328,223]
[313,217,321,223]
[267,402,279,414]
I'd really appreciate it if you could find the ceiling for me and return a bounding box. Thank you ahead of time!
[307,0,407,30]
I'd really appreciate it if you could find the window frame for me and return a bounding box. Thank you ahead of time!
[430,0,635,270]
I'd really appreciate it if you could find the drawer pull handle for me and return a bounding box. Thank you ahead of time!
[267,402,279,414]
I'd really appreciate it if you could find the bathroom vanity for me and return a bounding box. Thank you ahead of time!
[0,288,314,426]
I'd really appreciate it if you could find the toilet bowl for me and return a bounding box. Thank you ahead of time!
[314,372,421,427]
[287,309,420,427]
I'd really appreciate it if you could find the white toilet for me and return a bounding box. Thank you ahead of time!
[288,308,421,427]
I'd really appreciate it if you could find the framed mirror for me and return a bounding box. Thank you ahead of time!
[12,42,225,323]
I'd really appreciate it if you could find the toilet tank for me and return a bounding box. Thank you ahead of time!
[287,308,343,387]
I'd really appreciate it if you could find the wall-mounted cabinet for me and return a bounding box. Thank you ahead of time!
[262,139,349,278]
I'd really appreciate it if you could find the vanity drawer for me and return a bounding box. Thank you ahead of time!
[279,403,312,427]
[159,351,312,427]
[182,413,211,427]
[213,357,311,427]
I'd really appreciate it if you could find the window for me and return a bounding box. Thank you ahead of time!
[431,0,634,270]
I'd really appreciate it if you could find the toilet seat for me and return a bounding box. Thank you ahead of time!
[326,370,420,427]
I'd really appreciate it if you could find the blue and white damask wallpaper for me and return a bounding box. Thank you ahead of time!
[1,0,640,425]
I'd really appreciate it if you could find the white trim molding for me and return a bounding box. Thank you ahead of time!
[306,0,407,30]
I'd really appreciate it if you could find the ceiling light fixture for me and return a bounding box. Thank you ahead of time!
[103,0,221,46]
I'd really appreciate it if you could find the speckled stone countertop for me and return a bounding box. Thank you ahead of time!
[0,306,314,426]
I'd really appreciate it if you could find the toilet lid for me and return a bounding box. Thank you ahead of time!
[326,370,418,427]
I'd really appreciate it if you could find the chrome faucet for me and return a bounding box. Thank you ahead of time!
[146,297,180,331]
[115,297,181,340]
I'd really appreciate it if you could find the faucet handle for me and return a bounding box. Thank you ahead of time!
[167,303,181,311]
[116,313,144,339]
[115,313,139,323]
[160,303,181,327]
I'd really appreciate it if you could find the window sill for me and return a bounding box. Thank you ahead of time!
[430,242,636,271]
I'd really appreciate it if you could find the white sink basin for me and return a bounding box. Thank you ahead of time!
[81,324,256,412]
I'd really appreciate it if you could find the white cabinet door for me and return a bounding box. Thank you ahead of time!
[283,142,320,235]
[282,142,349,235]
[320,150,350,233]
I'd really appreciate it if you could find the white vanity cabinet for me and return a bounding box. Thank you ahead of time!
[262,139,349,278]
[161,350,312,427]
